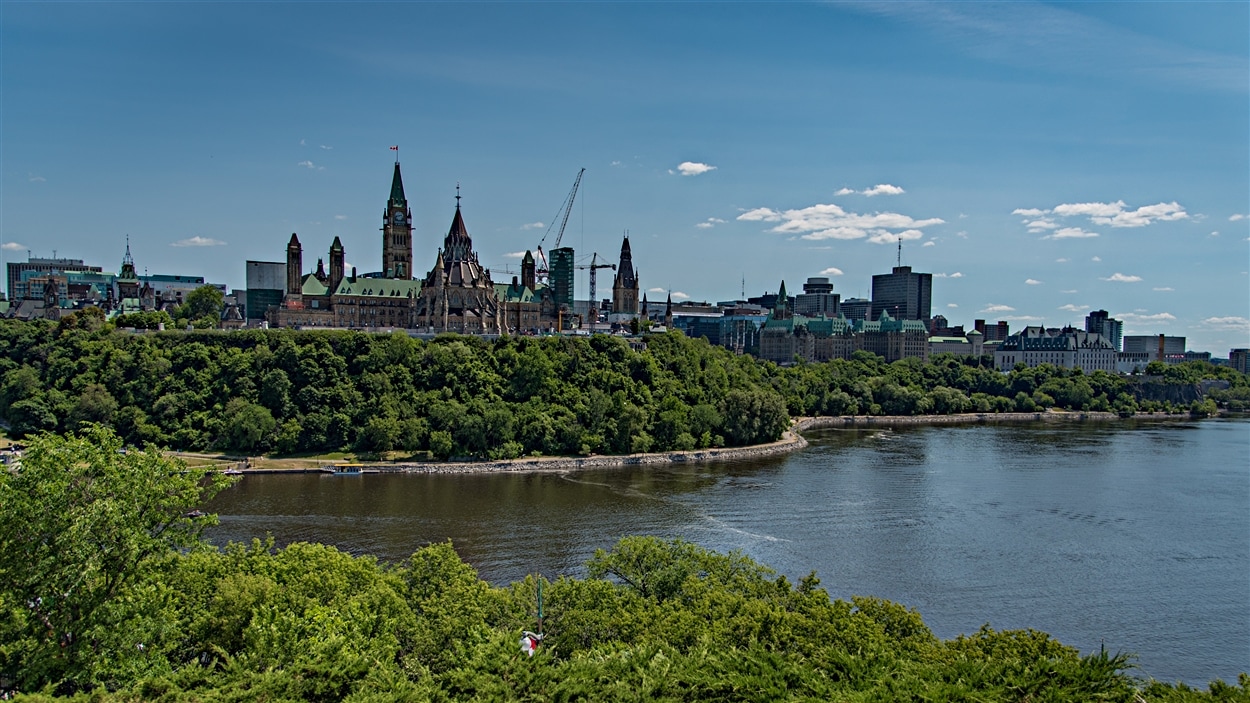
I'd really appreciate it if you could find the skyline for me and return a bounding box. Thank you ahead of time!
[3,2,1247,352]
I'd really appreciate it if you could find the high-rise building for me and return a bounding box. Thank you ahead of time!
[794,276,840,317]
[1230,348,1249,374]
[550,247,575,309]
[841,297,871,322]
[870,266,932,322]
[1085,310,1123,352]
[245,261,286,321]
[611,236,639,314]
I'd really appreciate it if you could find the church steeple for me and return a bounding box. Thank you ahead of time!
[382,159,413,279]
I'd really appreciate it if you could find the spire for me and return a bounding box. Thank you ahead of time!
[389,161,406,206]
[288,232,301,247]
[330,235,343,252]
[119,236,137,280]
[443,190,474,262]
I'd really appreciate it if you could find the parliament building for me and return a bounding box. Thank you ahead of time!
[270,160,574,333]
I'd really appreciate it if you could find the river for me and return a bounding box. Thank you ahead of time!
[205,417,1249,686]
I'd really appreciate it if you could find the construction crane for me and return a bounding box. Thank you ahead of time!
[535,168,585,283]
[575,252,615,332]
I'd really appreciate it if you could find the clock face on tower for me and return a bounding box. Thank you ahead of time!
[393,212,406,225]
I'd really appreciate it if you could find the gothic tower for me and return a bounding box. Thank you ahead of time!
[329,236,345,292]
[382,160,413,279]
[521,250,536,290]
[286,233,303,294]
[611,235,640,315]
[117,238,140,301]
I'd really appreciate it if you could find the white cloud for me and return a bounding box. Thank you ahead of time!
[696,217,727,229]
[1060,289,1078,294]
[1018,200,1188,233]
[1202,316,1250,331]
[867,228,924,244]
[1052,200,1125,218]
[955,231,968,238]
[610,160,622,167]
[1091,256,1102,262]
[676,161,716,176]
[1058,303,1088,312]
[320,144,333,150]
[819,267,844,276]
[298,160,324,171]
[740,202,943,243]
[947,303,958,308]
[1044,227,1099,240]
[863,184,905,196]
[1025,279,1042,285]
[980,304,1015,313]
[671,291,690,300]
[520,222,545,230]
[1230,214,1247,222]
[2,241,27,251]
[334,214,347,220]
[299,138,306,145]
[1093,202,1187,228]
[27,173,46,182]
[737,207,782,222]
[171,236,226,247]
[922,241,935,247]
[1209,231,1220,237]
[950,272,964,278]
[836,184,906,197]
[1117,312,1177,322]
[503,251,528,259]
[1000,315,1045,322]
[1153,287,1174,292]
[1101,272,1142,283]
[1056,258,1069,263]
[696,222,714,229]
[647,287,667,294]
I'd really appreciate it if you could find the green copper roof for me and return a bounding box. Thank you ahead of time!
[334,278,422,298]
[389,162,406,205]
[301,275,330,297]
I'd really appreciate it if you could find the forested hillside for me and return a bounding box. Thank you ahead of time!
[0,314,1245,458]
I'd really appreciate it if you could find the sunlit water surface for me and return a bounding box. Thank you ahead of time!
[206,418,1250,685]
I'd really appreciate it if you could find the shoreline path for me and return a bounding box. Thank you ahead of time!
[218,410,1190,476]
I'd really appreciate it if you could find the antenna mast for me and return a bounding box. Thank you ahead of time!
[897,237,902,268]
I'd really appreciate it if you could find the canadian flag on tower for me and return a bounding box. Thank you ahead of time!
[389,145,398,151]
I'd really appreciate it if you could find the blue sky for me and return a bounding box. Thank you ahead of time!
[3,1,1247,353]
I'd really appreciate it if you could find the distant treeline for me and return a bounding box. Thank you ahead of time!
[0,313,1246,457]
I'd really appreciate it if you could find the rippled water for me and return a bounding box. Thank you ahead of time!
[206,418,1250,685]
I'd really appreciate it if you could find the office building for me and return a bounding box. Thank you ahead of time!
[870,265,932,322]
[794,277,841,317]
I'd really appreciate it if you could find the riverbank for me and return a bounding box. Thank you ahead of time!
[222,409,1193,476]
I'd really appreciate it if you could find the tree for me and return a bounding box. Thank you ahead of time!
[0,425,234,689]
[221,398,276,453]
[182,285,225,322]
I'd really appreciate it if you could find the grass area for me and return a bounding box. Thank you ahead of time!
[166,448,436,471]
